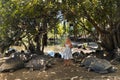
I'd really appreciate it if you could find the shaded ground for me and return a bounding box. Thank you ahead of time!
[0,46,120,80]
[0,58,120,80]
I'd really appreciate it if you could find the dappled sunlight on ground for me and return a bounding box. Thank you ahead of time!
[0,59,120,80]
[1,45,120,80]
[11,46,25,51]
[44,45,64,53]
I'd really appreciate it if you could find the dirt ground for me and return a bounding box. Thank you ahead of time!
[0,46,120,80]
[0,59,120,80]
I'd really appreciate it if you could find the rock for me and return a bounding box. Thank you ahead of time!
[54,53,62,58]
[4,48,17,57]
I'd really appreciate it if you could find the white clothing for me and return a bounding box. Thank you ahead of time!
[63,44,73,59]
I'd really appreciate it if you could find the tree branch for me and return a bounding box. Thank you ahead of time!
[81,5,109,34]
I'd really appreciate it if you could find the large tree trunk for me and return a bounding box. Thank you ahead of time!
[82,5,120,59]
[100,33,115,51]
[42,33,48,52]
[34,34,43,55]
[100,24,120,59]
[41,19,48,52]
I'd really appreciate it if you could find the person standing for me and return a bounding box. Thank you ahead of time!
[63,37,73,66]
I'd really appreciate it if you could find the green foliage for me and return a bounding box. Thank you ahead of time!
[0,0,119,52]
[0,0,61,52]
[56,23,64,36]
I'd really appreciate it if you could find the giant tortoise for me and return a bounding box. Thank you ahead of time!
[88,59,117,74]
[25,55,52,71]
[80,55,98,68]
[0,57,24,72]
[72,51,86,63]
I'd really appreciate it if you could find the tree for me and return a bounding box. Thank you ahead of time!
[0,0,60,54]
[61,0,120,59]
[0,0,120,59]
